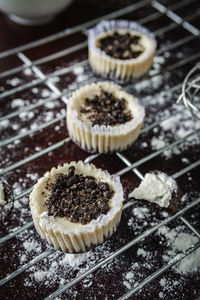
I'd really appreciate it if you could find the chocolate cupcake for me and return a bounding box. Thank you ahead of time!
[29,161,124,253]
[88,20,156,81]
[66,81,145,153]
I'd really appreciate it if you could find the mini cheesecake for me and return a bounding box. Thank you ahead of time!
[88,20,156,81]
[66,81,145,153]
[29,161,124,253]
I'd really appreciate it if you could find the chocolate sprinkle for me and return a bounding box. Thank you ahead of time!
[80,90,133,126]
[98,31,144,60]
[45,166,114,224]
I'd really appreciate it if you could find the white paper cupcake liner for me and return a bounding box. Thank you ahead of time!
[30,161,124,253]
[88,19,156,81]
[66,81,145,153]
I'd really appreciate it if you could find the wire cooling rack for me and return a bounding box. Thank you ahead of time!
[0,0,200,299]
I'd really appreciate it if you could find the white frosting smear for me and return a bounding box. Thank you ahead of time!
[0,182,6,206]
[129,171,177,208]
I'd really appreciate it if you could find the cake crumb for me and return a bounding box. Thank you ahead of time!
[129,171,177,209]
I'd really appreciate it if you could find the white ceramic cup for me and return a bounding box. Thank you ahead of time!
[0,0,74,25]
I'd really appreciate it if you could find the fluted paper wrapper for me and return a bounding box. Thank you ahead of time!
[66,81,145,153]
[30,161,124,253]
[88,19,156,81]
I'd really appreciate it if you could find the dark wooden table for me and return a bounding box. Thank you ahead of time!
[0,0,200,299]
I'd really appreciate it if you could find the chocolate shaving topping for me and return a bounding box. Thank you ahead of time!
[45,166,114,224]
[98,31,144,60]
[80,90,133,126]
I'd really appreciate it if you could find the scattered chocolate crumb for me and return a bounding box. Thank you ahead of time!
[98,31,144,60]
[80,90,133,126]
[45,166,114,224]
[0,179,14,220]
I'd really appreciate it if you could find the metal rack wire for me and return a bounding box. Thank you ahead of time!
[0,0,200,299]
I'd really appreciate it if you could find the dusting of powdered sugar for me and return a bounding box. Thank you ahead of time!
[23,237,42,253]
[122,262,140,291]
[0,64,89,149]
[127,204,160,236]
[149,102,200,159]
[134,74,164,92]
[0,119,10,129]
[61,252,91,267]
[130,55,200,162]
[122,221,200,299]
[11,98,25,108]
[7,77,22,87]
[21,239,121,294]
[174,233,200,274]
[131,206,150,219]
[23,68,33,76]
[157,225,200,274]
[1,44,199,300]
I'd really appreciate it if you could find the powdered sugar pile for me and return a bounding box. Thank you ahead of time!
[61,252,91,267]
[7,77,22,87]
[157,225,200,275]
[23,238,42,253]
[131,206,150,219]
[174,233,200,274]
